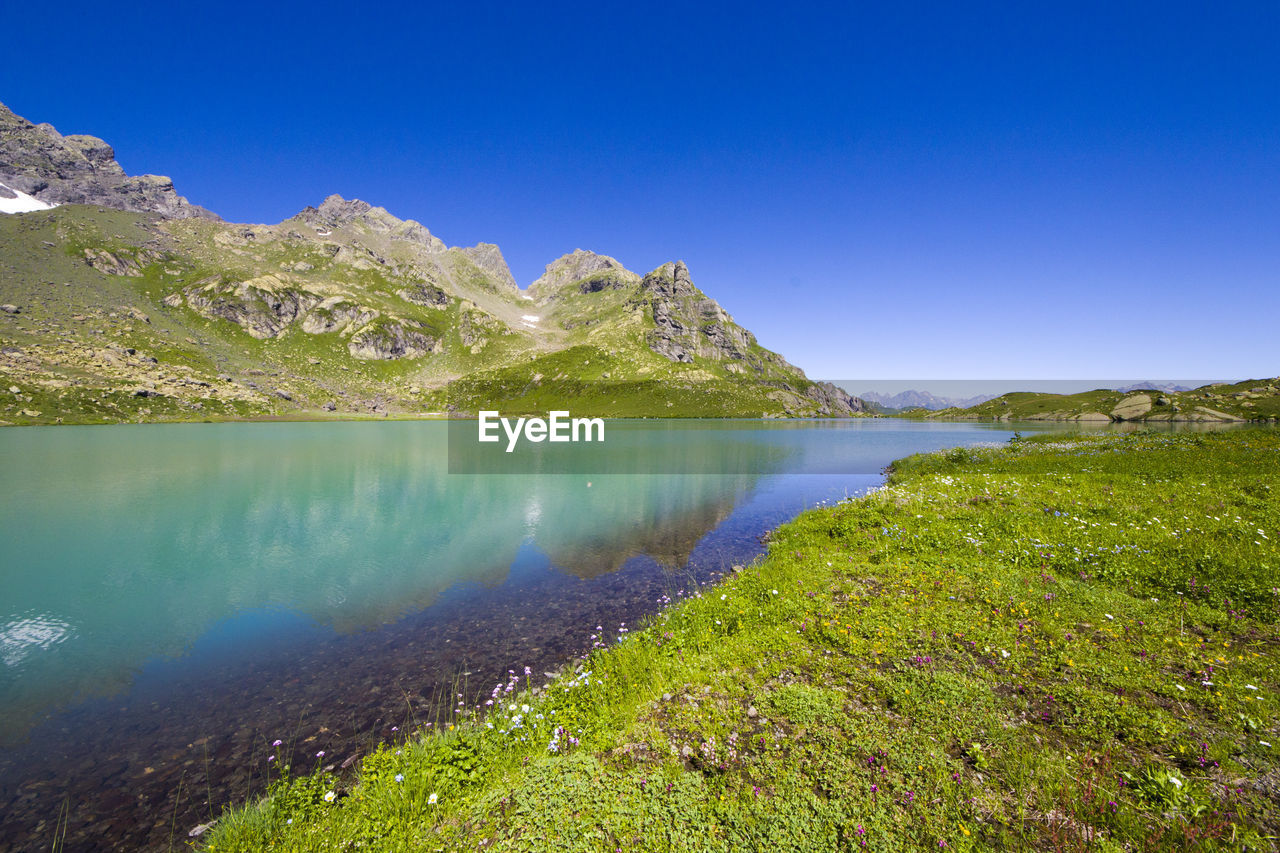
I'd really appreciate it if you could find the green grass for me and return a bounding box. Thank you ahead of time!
[203,428,1280,851]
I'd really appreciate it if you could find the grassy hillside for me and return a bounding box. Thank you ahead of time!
[204,429,1280,851]
[910,381,1280,424]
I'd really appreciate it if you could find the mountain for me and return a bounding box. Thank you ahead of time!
[1112,381,1193,394]
[0,102,218,220]
[858,389,999,411]
[0,101,865,424]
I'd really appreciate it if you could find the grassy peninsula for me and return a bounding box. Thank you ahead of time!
[205,429,1279,851]
[901,381,1280,424]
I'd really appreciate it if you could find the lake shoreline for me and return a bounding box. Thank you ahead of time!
[204,428,1280,851]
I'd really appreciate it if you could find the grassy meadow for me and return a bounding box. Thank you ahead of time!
[204,428,1279,851]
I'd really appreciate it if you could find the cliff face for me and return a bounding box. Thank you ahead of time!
[0,102,219,220]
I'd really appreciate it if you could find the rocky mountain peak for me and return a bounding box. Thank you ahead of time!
[458,242,517,290]
[641,260,697,299]
[317,193,373,221]
[529,249,635,297]
[294,194,446,252]
[0,100,219,220]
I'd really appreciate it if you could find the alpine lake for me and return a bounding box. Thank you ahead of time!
[0,417,1211,850]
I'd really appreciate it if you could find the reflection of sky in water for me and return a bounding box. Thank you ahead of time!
[0,418,1053,741]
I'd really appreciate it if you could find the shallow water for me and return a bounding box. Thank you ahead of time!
[0,418,1069,850]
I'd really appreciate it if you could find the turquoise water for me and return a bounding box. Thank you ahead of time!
[0,417,1053,849]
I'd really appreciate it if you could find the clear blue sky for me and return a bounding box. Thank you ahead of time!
[3,1,1277,381]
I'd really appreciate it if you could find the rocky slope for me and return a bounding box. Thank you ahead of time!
[0,102,865,424]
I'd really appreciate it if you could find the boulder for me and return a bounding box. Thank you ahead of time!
[1110,394,1152,420]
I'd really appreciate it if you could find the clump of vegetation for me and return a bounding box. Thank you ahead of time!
[205,429,1280,851]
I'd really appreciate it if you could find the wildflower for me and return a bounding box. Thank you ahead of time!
[323,790,336,802]
[395,774,404,783]
[272,739,283,747]
[316,750,325,758]
[428,792,439,804]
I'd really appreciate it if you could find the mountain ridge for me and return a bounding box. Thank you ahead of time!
[0,101,866,424]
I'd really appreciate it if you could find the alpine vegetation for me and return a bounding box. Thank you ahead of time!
[205,429,1280,851]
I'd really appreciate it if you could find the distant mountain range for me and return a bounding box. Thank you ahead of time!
[1112,382,1193,394]
[860,382,1204,412]
[858,390,999,411]
[0,100,866,425]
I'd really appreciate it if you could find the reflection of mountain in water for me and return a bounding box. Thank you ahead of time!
[538,478,750,578]
[0,422,774,742]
